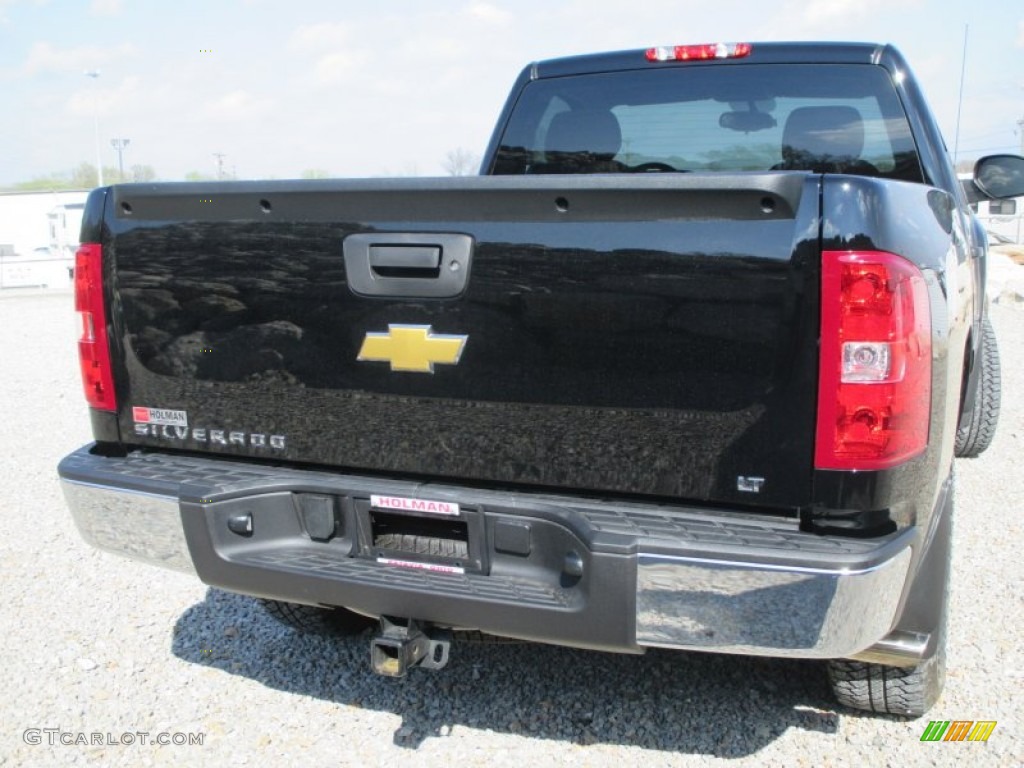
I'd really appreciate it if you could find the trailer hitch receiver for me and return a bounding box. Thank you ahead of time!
[370,617,452,677]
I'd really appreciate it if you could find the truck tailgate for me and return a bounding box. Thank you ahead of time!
[106,174,820,509]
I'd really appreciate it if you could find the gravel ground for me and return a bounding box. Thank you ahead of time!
[1,285,1022,768]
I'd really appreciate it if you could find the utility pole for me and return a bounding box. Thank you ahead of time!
[213,152,226,180]
[84,70,103,186]
[110,138,130,180]
[953,25,968,164]
[1018,117,1024,155]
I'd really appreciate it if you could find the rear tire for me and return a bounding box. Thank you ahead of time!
[259,599,375,636]
[827,624,946,717]
[375,533,468,559]
[955,315,1001,458]
[828,487,952,718]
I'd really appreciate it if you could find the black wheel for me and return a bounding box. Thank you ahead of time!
[955,315,1001,458]
[827,626,946,717]
[259,599,376,636]
[828,487,952,718]
[375,533,468,559]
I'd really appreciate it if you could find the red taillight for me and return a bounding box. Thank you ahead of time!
[74,244,116,411]
[645,43,752,62]
[815,251,931,470]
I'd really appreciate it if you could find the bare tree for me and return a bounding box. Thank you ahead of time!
[131,164,158,182]
[70,162,99,188]
[442,148,481,176]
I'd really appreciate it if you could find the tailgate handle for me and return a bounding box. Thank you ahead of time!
[345,233,472,298]
[369,245,441,277]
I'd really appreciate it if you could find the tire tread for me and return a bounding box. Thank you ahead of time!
[955,316,1001,458]
[375,533,467,560]
[259,599,375,636]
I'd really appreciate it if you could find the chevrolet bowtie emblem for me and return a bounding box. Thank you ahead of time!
[357,324,468,373]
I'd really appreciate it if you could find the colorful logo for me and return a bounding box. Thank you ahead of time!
[920,721,997,742]
[357,324,467,373]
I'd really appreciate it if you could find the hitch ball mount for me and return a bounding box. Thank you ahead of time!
[370,616,452,677]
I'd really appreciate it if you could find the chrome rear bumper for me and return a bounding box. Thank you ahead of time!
[60,445,919,661]
[636,549,912,659]
[62,480,195,574]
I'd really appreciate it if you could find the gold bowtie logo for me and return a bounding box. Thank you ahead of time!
[357,324,468,373]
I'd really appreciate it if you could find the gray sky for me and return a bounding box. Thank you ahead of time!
[1,0,1022,183]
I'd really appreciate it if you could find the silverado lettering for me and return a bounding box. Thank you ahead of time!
[59,41,1022,717]
[132,423,286,450]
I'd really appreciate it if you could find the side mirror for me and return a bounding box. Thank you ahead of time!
[974,154,1024,199]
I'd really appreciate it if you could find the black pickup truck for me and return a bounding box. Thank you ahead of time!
[59,41,1024,716]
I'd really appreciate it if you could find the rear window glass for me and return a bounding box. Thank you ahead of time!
[492,64,923,182]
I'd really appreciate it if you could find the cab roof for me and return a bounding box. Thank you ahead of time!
[531,42,900,79]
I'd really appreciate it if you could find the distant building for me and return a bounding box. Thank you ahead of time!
[0,189,89,288]
[48,200,86,259]
[0,189,89,256]
[960,174,1023,244]
[975,196,1023,245]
